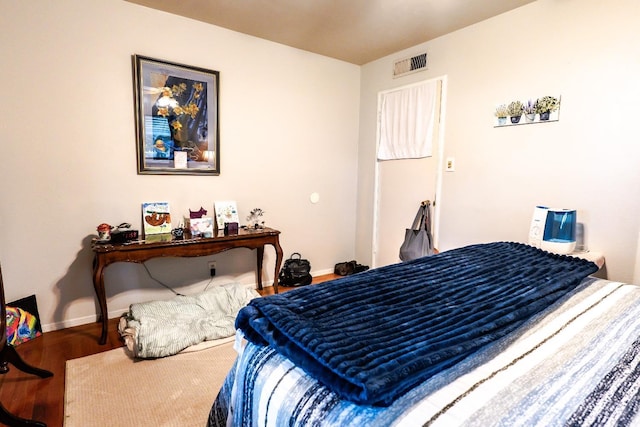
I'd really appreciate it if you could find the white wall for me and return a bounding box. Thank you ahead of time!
[4,0,640,332]
[0,0,361,330]
[357,0,640,283]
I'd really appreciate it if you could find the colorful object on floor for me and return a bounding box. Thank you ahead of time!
[6,305,42,346]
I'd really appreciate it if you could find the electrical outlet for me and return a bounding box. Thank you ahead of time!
[208,261,217,277]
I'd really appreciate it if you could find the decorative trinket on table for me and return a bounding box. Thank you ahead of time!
[189,207,207,219]
[246,208,265,229]
[171,226,185,240]
[224,222,239,235]
[96,223,113,242]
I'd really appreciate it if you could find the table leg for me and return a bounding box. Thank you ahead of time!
[271,240,283,294]
[92,256,109,345]
[256,246,265,290]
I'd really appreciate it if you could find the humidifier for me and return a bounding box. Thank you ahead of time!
[540,208,577,255]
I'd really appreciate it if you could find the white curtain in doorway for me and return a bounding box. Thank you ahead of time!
[377,80,437,160]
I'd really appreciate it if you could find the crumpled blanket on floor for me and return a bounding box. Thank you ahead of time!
[119,283,259,359]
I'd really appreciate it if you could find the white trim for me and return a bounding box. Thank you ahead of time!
[432,75,448,250]
[634,231,640,285]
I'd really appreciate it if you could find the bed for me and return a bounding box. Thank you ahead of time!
[207,242,640,426]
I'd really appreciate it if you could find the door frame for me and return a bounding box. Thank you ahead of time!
[372,75,448,267]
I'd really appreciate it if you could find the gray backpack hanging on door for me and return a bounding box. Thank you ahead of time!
[399,201,435,261]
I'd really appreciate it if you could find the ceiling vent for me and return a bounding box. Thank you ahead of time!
[393,52,427,78]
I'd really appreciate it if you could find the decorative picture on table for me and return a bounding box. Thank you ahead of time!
[132,55,220,175]
[214,201,239,230]
[142,202,172,235]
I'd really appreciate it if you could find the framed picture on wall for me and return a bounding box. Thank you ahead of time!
[132,55,220,175]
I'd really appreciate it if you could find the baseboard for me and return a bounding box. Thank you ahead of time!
[634,231,640,285]
[257,268,336,288]
[43,271,336,332]
[43,269,338,332]
[312,268,335,277]
[42,314,100,332]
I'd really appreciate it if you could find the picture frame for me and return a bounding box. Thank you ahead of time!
[141,201,172,235]
[493,95,561,128]
[132,55,220,175]
[214,201,239,230]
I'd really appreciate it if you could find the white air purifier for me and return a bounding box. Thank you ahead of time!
[528,206,549,248]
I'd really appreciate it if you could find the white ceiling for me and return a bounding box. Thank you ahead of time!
[125,0,536,65]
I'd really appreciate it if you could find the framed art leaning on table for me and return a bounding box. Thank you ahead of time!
[132,55,220,175]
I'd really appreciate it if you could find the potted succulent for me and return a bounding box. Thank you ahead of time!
[507,101,524,124]
[495,104,509,125]
[535,96,560,120]
[523,99,536,122]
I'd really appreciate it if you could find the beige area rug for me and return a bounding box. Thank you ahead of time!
[64,339,237,427]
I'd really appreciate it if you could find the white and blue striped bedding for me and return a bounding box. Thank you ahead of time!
[209,277,640,426]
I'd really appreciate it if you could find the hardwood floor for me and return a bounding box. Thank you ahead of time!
[0,318,123,427]
[0,274,339,427]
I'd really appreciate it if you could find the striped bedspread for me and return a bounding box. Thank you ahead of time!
[209,277,640,426]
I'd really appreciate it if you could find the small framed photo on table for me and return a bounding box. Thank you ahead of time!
[214,201,239,231]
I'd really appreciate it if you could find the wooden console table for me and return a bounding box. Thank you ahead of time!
[91,227,283,344]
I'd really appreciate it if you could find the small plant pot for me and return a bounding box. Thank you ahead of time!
[525,113,536,122]
[510,115,522,124]
[497,117,507,125]
[539,111,551,121]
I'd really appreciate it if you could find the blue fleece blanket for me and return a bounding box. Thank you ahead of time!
[236,242,598,406]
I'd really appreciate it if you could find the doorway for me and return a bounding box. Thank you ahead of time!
[372,76,447,267]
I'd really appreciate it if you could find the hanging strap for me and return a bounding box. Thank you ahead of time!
[423,202,432,233]
[410,201,431,231]
[409,205,424,230]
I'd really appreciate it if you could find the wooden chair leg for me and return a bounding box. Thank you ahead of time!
[0,402,46,427]
[0,263,51,426]
[0,343,52,378]
[0,343,52,426]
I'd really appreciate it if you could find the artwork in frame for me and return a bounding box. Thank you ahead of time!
[214,201,239,230]
[493,95,561,127]
[132,55,220,175]
[142,201,172,236]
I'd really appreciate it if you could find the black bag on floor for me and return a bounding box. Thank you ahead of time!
[279,253,312,286]
[334,260,369,276]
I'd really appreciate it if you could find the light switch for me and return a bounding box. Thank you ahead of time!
[445,157,455,172]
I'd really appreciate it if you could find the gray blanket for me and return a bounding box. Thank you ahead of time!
[120,283,259,358]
